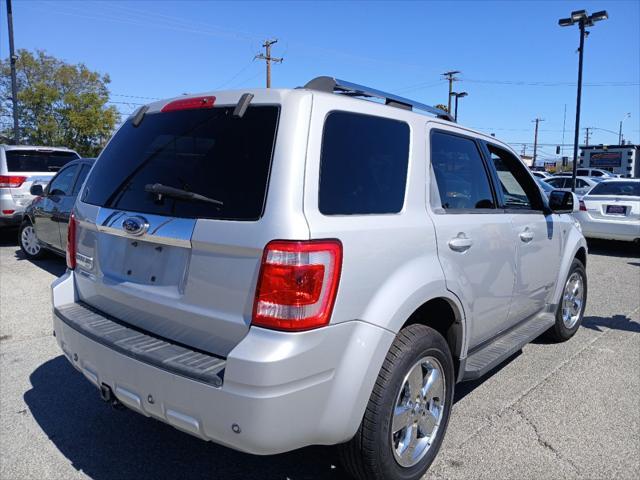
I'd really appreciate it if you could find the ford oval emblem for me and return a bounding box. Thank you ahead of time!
[121,216,148,236]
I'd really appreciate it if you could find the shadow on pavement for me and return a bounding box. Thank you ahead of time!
[587,239,639,258]
[25,356,350,480]
[0,226,19,246]
[582,314,640,334]
[453,351,522,404]
[1,225,66,277]
[13,248,67,277]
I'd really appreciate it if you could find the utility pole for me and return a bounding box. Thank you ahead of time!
[561,103,567,157]
[255,39,283,88]
[584,127,591,146]
[532,118,544,165]
[521,144,527,156]
[6,0,20,144]
[442,70,460,114]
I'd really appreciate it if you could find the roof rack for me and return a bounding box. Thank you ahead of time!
[303,76,454,122]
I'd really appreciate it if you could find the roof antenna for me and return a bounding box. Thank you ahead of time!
[233,93,254,118]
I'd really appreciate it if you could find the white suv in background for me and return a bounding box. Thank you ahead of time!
[0,145,80,227]
[52,77,587,480]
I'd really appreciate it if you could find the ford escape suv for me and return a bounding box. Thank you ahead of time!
[52,77,587,480]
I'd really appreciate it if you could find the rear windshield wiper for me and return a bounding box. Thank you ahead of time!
[144,183,224,206]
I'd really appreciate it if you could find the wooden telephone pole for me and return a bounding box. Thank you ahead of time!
[442,70,460,113]
[255,39,283,88]
[532,118,545,165]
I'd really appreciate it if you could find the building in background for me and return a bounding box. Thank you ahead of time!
[579,144,639,178]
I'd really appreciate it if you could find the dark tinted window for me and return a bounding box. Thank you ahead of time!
[82,106,279,220]
[589,181,640,197]
[430,131,495,210]
[72,164,91,195]
[547,177,567,188]
[487,144,543,210]
[319,112,409,215]
[48,165,78,196]
[6,150,79,172]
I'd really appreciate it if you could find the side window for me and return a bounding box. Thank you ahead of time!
[577,169,588,176]
[47,165,78,196]
[319,111,409,215]
[430,131,495,210]
[487,144,543,210]
[72,165,91,195]
[548,177,567,188]
[576,178,588,188]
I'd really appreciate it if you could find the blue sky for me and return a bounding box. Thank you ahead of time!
[2,0,639,160]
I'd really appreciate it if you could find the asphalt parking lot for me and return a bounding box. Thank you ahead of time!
[0,227,638,480]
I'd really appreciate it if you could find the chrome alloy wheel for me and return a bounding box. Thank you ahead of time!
[391,356,446,467]
[21,225,41,256]
[562,272,584,329]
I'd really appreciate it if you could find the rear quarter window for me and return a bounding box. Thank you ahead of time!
[318,111,410,215]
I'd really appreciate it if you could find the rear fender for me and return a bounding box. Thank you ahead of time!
[362,254,467,358]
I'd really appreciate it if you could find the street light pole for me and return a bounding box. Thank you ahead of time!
[6,0,19,144]
[618,113,630,144]
[570,20,586,193]
[450,91,467,122]
[559,9,608,192]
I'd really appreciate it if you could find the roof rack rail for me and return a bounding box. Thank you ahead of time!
[303,76,454,122]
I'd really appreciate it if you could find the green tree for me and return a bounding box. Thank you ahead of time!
[0,49,119,156]
[434,104,449,113]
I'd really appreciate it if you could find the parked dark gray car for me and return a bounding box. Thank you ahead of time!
[19,158,94,259]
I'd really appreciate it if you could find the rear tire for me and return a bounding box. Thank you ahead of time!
[339,324,454,480]
[547,258,587,342]
[19,220,44,260]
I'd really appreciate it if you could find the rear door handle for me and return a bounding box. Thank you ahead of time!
[448,234,473,252]
[519,228,534,243]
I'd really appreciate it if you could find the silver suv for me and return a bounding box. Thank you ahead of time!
[0,145,80,226]
[52,77,587,480]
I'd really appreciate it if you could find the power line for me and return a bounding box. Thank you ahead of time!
[461,78,639,87]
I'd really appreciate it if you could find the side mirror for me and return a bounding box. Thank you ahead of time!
[548,190,578,213]
[30,184,44,196]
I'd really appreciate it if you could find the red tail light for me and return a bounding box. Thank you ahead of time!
[0,175,27,188]
[252,240,343,331]
[161,96,216,112]
[66,211,77,270]
[579,200,587,212]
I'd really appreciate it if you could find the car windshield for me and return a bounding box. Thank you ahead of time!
[5,150,79,172]
[588,181,640,197]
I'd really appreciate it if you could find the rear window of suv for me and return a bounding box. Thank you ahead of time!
[319,111,410,215]
[5,150,79,172]
[82,106,279,221]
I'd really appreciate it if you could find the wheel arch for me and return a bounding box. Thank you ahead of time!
[401,296,466,379]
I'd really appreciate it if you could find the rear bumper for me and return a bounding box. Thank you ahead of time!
[0,192,23,226]
[52,272,394,455]
[575,214,640,242]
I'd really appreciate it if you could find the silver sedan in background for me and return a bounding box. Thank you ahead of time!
[545,175,603,196]
[574,179,640,243]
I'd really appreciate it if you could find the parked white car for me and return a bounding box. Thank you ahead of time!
[575,179,640,242]
[1,145,80,227]
[545,175,603,196]
[52,77,588,480]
